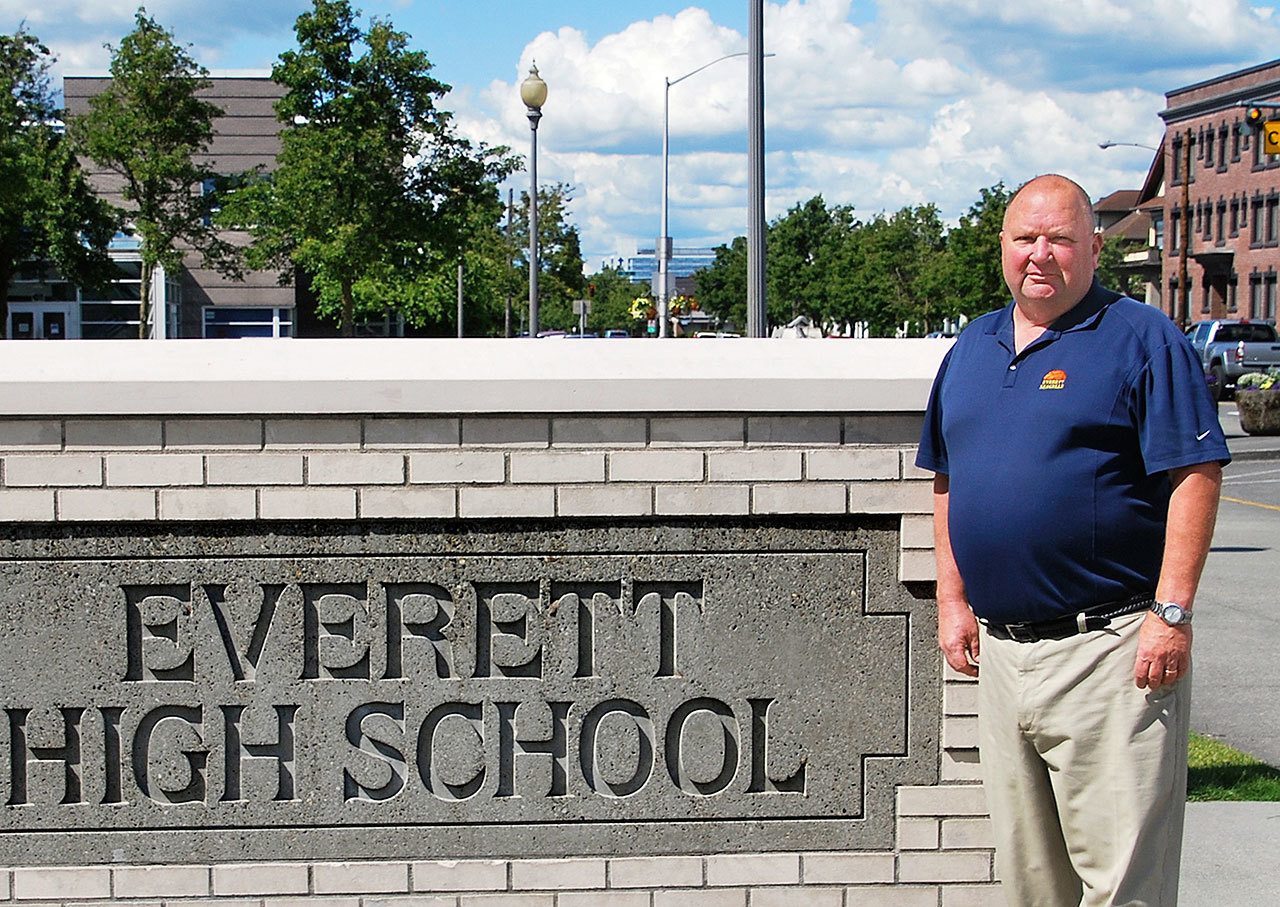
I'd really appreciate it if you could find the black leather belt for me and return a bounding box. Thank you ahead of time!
[983,593,1154,643]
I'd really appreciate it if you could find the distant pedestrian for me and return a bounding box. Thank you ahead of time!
[917,173,1229,905]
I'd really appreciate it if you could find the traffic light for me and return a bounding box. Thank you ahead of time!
[1244,106,1266,136]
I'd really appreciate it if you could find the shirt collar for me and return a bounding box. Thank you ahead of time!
[984,278,1119,346]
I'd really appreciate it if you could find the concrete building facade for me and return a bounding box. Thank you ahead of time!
[5,76,295,341]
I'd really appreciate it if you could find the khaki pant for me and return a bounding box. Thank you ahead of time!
[978,612,1190,907]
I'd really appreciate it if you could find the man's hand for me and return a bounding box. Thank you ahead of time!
[1134,613,1191,690]
[932,474,979,676]
[939,597,980,677]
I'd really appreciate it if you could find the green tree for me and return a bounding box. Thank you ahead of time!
[584,264,647,334]
[71,11,236,338]
[767,195,854,327]
[695,235,748,330]
[829,205,945,335]
[220,0,516,336]
[923,182,1013,323]
[510,182,586,332]
[1095,234,1140,297]
[0,28,116,336]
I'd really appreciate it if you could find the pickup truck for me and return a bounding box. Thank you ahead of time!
[1186,319,1280,401]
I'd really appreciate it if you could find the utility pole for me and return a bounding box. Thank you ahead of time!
[1178,127,1192,330]
[457,263,464,338]
[746,0,767,337]
[505,188,514,338]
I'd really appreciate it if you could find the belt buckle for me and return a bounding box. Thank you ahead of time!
[1004,622,1039,643]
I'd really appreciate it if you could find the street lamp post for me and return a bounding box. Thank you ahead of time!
[746,0,767,338]
[1099,135,1191,327]
[659,51,773,337]
[521,65,548,336]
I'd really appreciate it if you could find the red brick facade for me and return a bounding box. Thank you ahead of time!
[1145,60,1280,326]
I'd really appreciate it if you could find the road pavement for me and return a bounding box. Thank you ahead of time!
[1192,403,1280,767]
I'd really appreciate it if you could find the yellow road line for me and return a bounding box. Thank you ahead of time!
[1221,495,1280,513]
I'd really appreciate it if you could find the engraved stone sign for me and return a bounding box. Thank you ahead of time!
[0,522,937,863]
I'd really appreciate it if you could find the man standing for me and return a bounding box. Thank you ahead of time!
[917,174,1228,906]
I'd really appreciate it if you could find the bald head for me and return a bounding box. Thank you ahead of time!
[999,174,1103,320]
[1004,174,1094,231]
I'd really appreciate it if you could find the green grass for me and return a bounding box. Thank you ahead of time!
[1187,732,1280,801]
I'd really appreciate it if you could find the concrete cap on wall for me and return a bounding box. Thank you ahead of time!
[0,338,952,416]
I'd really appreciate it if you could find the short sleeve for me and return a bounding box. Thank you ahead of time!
[915,346,954,475]
[1132,333,1232,475]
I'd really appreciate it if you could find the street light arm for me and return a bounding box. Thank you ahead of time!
[668,51,776,87]
[1099,140,1158,151]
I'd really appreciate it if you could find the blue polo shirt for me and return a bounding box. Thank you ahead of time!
[916,281,1230,624]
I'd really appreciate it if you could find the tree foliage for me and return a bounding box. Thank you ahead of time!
[0,28,116,336]
[219,0,517,336]
[71,11,235,338]
[509,182,586,332]
[583,264,648,334]
[696,183,1014,336]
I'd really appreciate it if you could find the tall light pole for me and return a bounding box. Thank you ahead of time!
[1100,136,1190,326]
[521,65,548,336]
[746,0,767,337]
[660,52,759,338]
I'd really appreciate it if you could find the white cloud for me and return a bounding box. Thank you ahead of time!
[458,0,1280,270]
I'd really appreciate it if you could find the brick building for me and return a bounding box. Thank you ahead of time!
[1138,59,1280,326]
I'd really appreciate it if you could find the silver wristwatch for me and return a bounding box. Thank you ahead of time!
[1150,600,1193,626]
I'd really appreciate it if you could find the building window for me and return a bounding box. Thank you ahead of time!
[1153,213,1164,251]
[1231,198,1240,237]
[1232,123,1242,162]
[1173,136,1185,183]
[1269,196,1280,246]
[1250,274,1263,319]
[1219,125,1229,170]
[1267,273,1278,320]
[1201,281,1211,314]
[1204,202,1213,242]
[202,307,294,339]
[1217,200,1227,245]
[1204,128,1214,169]
[1252,197,1265,245]
[1228,275,1238,312]
[1170,209,1180,253]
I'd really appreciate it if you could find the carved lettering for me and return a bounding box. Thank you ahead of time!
[302,584,372,680]
[124,585,195,682]
[580,699,654,798]
[417,702,485,801]
[474,583,543,679]
[132,706,207,805]
[748,698,806,794]
[665,698,738,797]
[205,583,285,682]
[221,705,297,802]
[634,582,703,678]
[6,708,84,806]
[384,583,456,680]
[496,700,570,799]
[343,703,405,802]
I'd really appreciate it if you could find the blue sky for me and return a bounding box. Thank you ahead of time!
[7,1,1280,271]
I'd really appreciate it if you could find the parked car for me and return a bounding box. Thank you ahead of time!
[1186,319,1280,400]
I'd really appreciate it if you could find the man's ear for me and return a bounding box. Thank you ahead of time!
[1091,231,1104,266]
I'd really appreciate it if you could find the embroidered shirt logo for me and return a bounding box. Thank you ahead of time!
[1040,369,1067,390]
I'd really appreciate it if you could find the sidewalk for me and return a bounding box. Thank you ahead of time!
[1182,802,1280,905]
